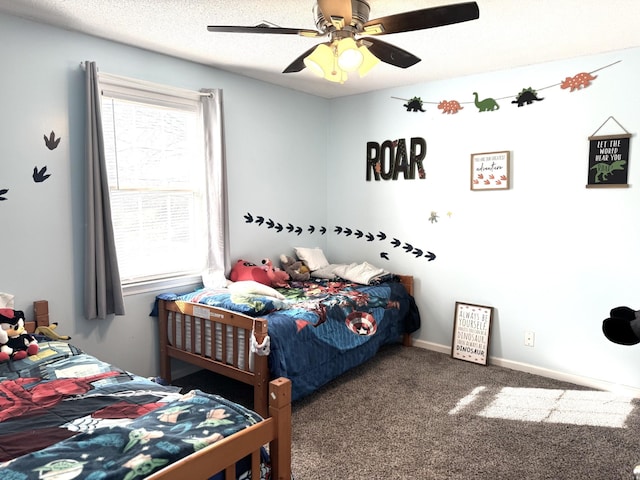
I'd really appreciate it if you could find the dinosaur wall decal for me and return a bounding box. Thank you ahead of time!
[472,92,499,112]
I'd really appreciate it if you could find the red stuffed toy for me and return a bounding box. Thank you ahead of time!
[262,258,289,288]
[229,259,289,288]
[0,308,39,362]
[229,259,271,286]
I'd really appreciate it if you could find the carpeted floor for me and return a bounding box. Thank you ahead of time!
[174,344,640,479]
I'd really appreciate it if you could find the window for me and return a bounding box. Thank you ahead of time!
[100,76,208,288]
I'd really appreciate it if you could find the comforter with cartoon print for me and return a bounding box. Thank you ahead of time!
[0,341,268,479]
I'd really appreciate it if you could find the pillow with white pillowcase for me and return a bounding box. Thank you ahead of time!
[294,247,330,272]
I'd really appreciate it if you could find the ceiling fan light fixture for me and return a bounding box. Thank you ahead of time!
[303,43,348,83]
[336,37,363,71]
[356,44,380,77]
[303,43,333,77]
[324,67,348,84]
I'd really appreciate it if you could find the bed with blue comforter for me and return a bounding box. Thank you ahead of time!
[0,340,290,479]
[155,275,420,413]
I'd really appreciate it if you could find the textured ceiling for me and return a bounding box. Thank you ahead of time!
[2,0,640,98]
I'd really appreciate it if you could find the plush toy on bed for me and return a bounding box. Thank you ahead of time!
[262,258,290,288]
[229,259,272,286]
[0,308,39,362]
[229,258,289,288]
[280,254,310,281]
[602,306,640,345]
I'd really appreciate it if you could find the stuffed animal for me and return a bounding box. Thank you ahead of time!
[602,306,640,345]
[0,308,39,362]
[229,259,272,286]
[262,258,289,287]
[229,258,289,288]
[280,254,310,281]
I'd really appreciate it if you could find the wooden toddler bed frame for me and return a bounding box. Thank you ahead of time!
[18,301,292,480]
[156,275,414,418]
[149,376,292,480]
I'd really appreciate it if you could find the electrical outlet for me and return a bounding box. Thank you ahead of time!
[524,331,535,347]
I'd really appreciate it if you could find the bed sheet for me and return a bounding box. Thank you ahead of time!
[0,341,269,479]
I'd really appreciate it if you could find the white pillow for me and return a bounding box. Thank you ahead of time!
[228,281,285,300]
[295,247,330,271]
[310,264,345,279]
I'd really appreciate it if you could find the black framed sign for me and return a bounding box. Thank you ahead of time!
[586,134,631,187]
[451,302,494,365]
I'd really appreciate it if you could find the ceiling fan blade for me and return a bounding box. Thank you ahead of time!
[363,1,479,35]
[317,0,352,28]
[362,37,421,69]
[207,25,322,37]
[282,45,321,73]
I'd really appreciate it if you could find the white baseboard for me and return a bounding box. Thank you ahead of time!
[411,339,640,398]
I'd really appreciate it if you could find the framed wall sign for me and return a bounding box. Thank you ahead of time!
[470,151,510,190]
[586,117,632,188]
[451,302,494,365]
[586,134,631,188]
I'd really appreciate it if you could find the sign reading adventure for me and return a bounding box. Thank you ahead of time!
[366,137,426,181]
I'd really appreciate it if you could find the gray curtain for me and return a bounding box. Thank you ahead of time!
[201,88,230,287]
[84,61,125,319]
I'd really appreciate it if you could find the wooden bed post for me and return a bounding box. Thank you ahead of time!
[398,275,415,347]
[253,318,269,418]
[157,299,172,383]
[269,377,292,480]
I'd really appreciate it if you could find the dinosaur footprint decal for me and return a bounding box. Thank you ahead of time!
[44,131,61,150]
[33,166,51,183]
[243,212,436,263]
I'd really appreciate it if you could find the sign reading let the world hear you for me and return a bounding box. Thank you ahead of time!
[587,116,632,188]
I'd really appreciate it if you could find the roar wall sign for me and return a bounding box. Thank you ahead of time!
[366,137,426,181]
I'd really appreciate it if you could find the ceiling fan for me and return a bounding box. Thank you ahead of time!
[207,0,480,83]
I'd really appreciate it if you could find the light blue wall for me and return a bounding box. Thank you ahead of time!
[0,13,327,375]
[326,48,640,391]
[2,11,640,392]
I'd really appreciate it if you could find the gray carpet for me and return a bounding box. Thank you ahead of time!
[175,345,640,479]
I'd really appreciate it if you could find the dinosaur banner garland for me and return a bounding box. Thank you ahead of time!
[393,60,619,114]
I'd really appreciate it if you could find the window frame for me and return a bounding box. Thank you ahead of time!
[98,73,209,295]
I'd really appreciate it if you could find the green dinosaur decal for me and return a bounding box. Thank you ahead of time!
[590,160,626,182]
[473,92,499,112]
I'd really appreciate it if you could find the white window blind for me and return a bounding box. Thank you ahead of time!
[100,75,207,286]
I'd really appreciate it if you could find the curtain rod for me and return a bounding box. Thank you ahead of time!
[79,61,212,97]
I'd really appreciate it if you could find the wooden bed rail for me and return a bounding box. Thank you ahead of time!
[147,377,292,480]
[157,298,270,417]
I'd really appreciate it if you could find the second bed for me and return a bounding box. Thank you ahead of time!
[155,274,419,416]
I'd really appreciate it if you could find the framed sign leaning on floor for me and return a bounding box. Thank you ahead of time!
[451,302,494,365]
